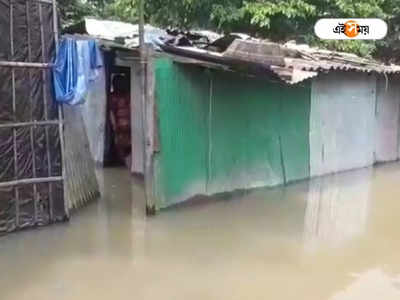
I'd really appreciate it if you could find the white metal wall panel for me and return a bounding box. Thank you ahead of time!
[310,72,376,177]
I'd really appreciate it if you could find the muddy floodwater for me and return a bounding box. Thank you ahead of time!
[2,163,400,300]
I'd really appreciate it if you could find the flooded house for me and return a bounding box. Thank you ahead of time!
[150,39,400,209]
[65,18,400,211]
[3,10,400,237]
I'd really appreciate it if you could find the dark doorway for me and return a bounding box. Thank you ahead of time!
[104,66,132,168]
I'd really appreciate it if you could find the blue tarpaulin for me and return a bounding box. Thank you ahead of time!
[52,38,103,105]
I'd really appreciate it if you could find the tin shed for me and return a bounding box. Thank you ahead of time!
[63,21,400,213]
[149,39,400,210]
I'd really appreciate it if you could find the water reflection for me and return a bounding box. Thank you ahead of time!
[1,164,400,300]
[304,168,371,250]
[330,268,400,300]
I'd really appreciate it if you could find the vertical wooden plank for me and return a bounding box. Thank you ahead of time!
[10,0,20,228]
[51,0,68,219]
[144,46,156,214]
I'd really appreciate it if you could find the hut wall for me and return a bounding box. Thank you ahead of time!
[153,58,310,208]
[152,59,400,210]
[309,72,376,177]
[208,71,310,194]
[63,105,99,211]
[0,0,66,234]
[153,59,209,208]
[375,75,400,162]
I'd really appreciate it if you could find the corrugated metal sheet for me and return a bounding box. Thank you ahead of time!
[310,72,376,177]
[375,76,400,162]
[160,39,400,85]
[64,105,100,211]
[153,58,310,208]
[208,72,284,194]
[154,59,209,208]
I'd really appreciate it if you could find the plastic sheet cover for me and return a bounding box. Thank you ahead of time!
[52,38,103,105]
[0,0,65,234]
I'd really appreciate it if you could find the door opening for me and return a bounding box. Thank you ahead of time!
[104,66,132,168]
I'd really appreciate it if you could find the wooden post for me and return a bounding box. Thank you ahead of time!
[144,46,156,215]
[9,0,20,228]
[52,0,68,219]
[138,0,156,214]
[26,0,39,223]
[39,2,54,223]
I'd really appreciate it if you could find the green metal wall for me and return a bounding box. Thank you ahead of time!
[154,58,310,209]
[154,59,209,208]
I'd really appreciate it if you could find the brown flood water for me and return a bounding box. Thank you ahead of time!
[1,163,400,300]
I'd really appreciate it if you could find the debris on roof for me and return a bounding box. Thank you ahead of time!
[64,18,167,49]
[64,19,400,84]
[159,33,400,84]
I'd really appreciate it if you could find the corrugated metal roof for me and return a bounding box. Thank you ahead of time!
[159,36,400,84]
[224,39,400,84]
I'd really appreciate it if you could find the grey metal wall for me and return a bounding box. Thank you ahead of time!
[310,72,377,177]
[375,75,400,162]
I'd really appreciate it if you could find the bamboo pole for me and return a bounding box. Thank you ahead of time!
[52,0,68,219]
[39,2,54,222]
[0,120,62,129]
[138,0,156,214]
[10,1,20,228]
[0,61,54,68]
[0,177,63,188]
[26,0,39,224]
[144,46,155,214]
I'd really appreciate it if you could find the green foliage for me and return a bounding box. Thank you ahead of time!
[100,0,139,23]
[58,0,400,60]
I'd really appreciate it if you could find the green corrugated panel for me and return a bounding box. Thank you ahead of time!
[153,58,311,208]
[279,83,311,182]
[208,72,284,194]
[153,58,210,208]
